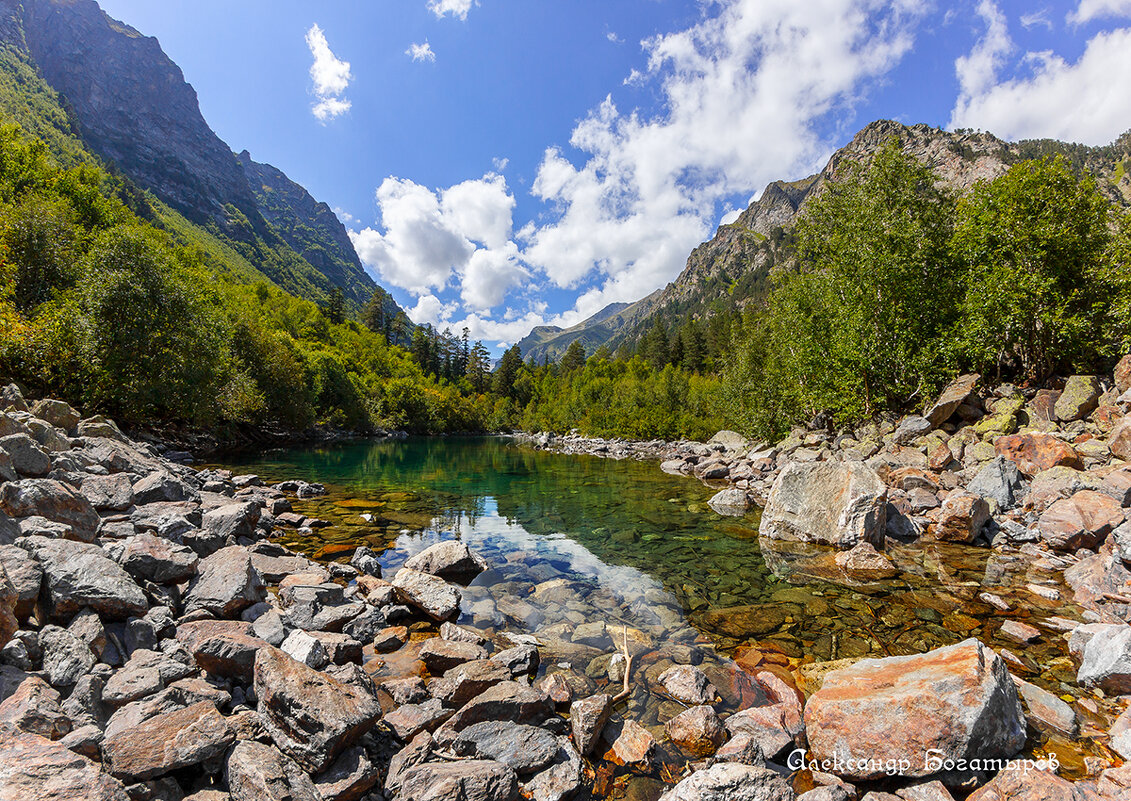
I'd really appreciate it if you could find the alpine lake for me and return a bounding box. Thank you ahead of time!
[218,436,1113,794]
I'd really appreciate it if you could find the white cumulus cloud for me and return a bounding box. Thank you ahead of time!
[521,0,927,322]
[406,42,436,63]
[350,174,527,313]
[950,3,1131,144]
[305,24,352,122]
[1069,0,1131,24]
[428,0,475,21]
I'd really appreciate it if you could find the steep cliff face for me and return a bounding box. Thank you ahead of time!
[15,0,258,226]
[0,0,408,321]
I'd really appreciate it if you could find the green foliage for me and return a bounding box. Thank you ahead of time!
[723,146,1130,439]
[951,155,1114,379]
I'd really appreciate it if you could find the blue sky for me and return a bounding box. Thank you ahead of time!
[96,0,1131,351]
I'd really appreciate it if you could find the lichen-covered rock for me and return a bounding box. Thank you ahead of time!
[759,462,887,549]
[1053,375,1101,422]
[804,639,1024,780]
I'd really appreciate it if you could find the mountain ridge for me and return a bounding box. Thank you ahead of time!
[519,119,1131,363]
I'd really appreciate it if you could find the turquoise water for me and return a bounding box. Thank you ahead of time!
[219,436,1100,775]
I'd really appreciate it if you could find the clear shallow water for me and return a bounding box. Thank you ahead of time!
[219,436,1109,782]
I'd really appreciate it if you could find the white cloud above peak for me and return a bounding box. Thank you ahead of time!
[428,0,475,21]
[950,1,1131,144]
[406,42,436,63]
[305,24,352,122]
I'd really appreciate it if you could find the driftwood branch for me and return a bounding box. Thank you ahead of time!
[611,625,635,704]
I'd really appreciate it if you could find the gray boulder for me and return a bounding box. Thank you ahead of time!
[392,567,461,621]
[395,760,518,801]
[226,740,320,801]
[893,415,932,445]
[707,488,750,517]
[184,545,265,618]
[80,474,135,513]
[0,544,42,620]
[1076,623,1131,693]
[403,540,488,584]
[39,625,97,689]
[119,533,199,584]
[132,472,197,505]
[0,479,100,542]
[658,763,794,801]
[759,462,887,549]
[19,536,147,620]
[0,434,50,477]
[966,456,1024,510]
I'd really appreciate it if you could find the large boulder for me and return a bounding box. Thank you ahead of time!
[803,639,1025,780]
[0,721,129,800]
[30,400,80,433]
[0,479,100,542]
[119,533,199,584]
[1037,490,1124,551]
[102,701,234,781]
[1054,375,1101,422]
[994,433,1082,476]
[183,545,265,618]
[0,433,50,477]
[966,456,1024,510]
[254,647,382,773]
[924,374,980,427]
[1112,416,1131,461]
[80,474,135,513]
[0,564,16,650]
[391,567,461,621]
[403,541,488,584]
[966,767,1082,801]
[177,620,269,682]
[931,491,991,543]
[225,740,321,801]
[658,762,793,801]
[1075,623,1131,693]
[394,760,518,801]
[19,536,147,620]
[759,462,887,549]
[0,545,38,621]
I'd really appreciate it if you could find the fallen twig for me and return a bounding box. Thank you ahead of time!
[611,625,635,704]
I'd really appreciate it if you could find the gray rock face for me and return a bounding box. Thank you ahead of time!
[202,501,260,542]
[403,541,488,584]
[658,763,794,801]
[1,479,101,542]
[254,647,382,773]
[184,545,265,618]
[132,472,196,505]
[395,760,519,801]
[80,474,135,512]
[453,721,561,775]
[39,625,97,689]
[659,665,717,706]
[1076,624,1131,693]
[392,567,461,621]
[0,433,51,477]
[225,740,321,801]
[893,415,932,445]
[966,456,1024,510]
[439,681,554,744]
[759,462,887,549]
[570,694,612,756]
[20,536,148,620]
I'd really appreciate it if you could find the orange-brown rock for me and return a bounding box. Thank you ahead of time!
[1116,354,1131,393]
[0,722,129,800]
[1094,405,1122,433]
[924,373,980,426]
[1111,416,1131,461]
[804,639,1025,781]
[930,491,990,543]
[886,467,939,493]
[103,701,234,781]
[995,432,1083,476]
[967,767,1079,801]
[1037,490,1124,551]
[665,705,726,758]
[176,619,269,682]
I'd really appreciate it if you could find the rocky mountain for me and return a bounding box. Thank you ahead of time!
[515,292,660,364]
[0,0,404,314]
[524,119,1131,362]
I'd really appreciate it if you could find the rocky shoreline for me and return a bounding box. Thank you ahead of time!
[2,375,1131,801]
